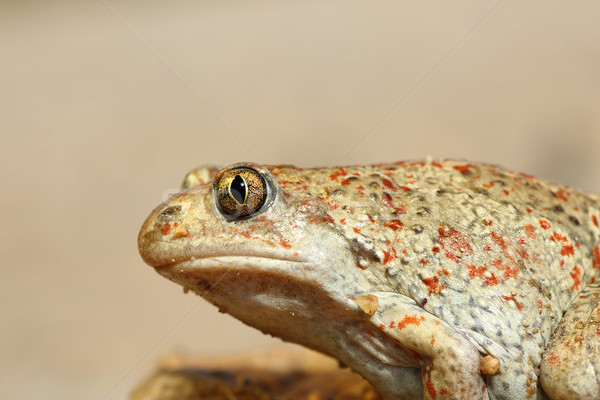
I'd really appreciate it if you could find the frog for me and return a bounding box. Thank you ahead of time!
[138,160,600,400]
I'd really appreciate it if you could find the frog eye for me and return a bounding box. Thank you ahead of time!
[214,166,269,220]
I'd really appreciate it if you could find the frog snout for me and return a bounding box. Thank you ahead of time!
[138,202,190,268]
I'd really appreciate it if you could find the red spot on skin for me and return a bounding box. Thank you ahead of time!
[382,178,396,191]
[353,227,361,233]
[340,218,347,225]
[399,185,411,192]
[356,264,367,270]
[240,230,252,238]
[430,338,435,346]
[540,219,551,230]
[553,189,570,202]
[340,178,351,185]
[501,295,524,311]
[440,388,450,396]
[421,259,429,265]
[453,164,472,174]
[526,208,533,213]
[423,276,445,294]
[379,324,385,330]
[432,246,440,253]
[384,219,404,231]
[426,381,437,399]
[502,189,510,196]
[389,321,396,329]
[517,237,526,245]
[593,215,599,227]
[431,161,443,168]
[381,192,394,208]
[592,246,600,269]
[525,224,536,238]
[570,265,582,291]
[591,276,596,284]
[437,268,449,276]
[482,181,494,189]
[397,315,425,329]
[561,244,575,257]
[279,238,292,249]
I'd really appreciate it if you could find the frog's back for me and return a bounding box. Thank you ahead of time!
[270,159,600,389]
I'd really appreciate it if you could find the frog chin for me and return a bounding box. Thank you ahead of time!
[156,256,370,352]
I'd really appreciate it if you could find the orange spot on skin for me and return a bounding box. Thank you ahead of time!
[467,264,487,279]
[550,232,568,242]
[485,274,499,286]
[490,231,507,250]
[160,222,172,235]
[340,178,351,185]
[593,215,599,227]
[545,351,560,367]
[279,238,292,249]
[515,248,529,260]
[378,324,386,330]
[437,268,449,276]
[426,381,437,399]
[329,167,347,181]
[430,338,435,346]
[438,226,473,263]
[353,227,361,233]
[524,224,536,238]
[561,244,575,257]
[526,208,533,213]
[421,259,429,265]
[553,189,570,202]
[423,276,445,294]
[340,218,347,225]
[397,315,425,329]
[432,246,440,253]
[394,205,408,214]
[571,265,582,291]
[539,219,551,230]
[453,164,472,174]
[383,241,397,265]
[501,295,524,311]
[592,246,600,269]
[431,161,443,168]
[383,219,404,231]
[482,181,494,189]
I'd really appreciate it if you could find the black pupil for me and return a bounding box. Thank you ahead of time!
[230,175,246,204]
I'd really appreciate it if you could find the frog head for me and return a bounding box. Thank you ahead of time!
[138,162,378,355]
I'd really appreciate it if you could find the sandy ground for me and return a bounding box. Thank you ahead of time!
[1,1,599,399]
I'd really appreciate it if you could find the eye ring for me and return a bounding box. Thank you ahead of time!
[214,166,271,220]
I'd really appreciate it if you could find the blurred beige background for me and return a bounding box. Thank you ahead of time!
[1,1,599,399]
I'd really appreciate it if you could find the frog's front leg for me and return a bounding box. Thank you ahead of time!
[540,281,600,399]
[372,292,488,400]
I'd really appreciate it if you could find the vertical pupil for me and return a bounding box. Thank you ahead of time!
[230,175,246,204]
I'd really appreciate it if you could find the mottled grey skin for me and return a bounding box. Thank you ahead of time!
[139,160,600,400]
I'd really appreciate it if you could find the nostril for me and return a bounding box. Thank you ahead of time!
[160,205,182,220]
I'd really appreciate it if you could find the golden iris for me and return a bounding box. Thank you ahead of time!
[215,167,268,219]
